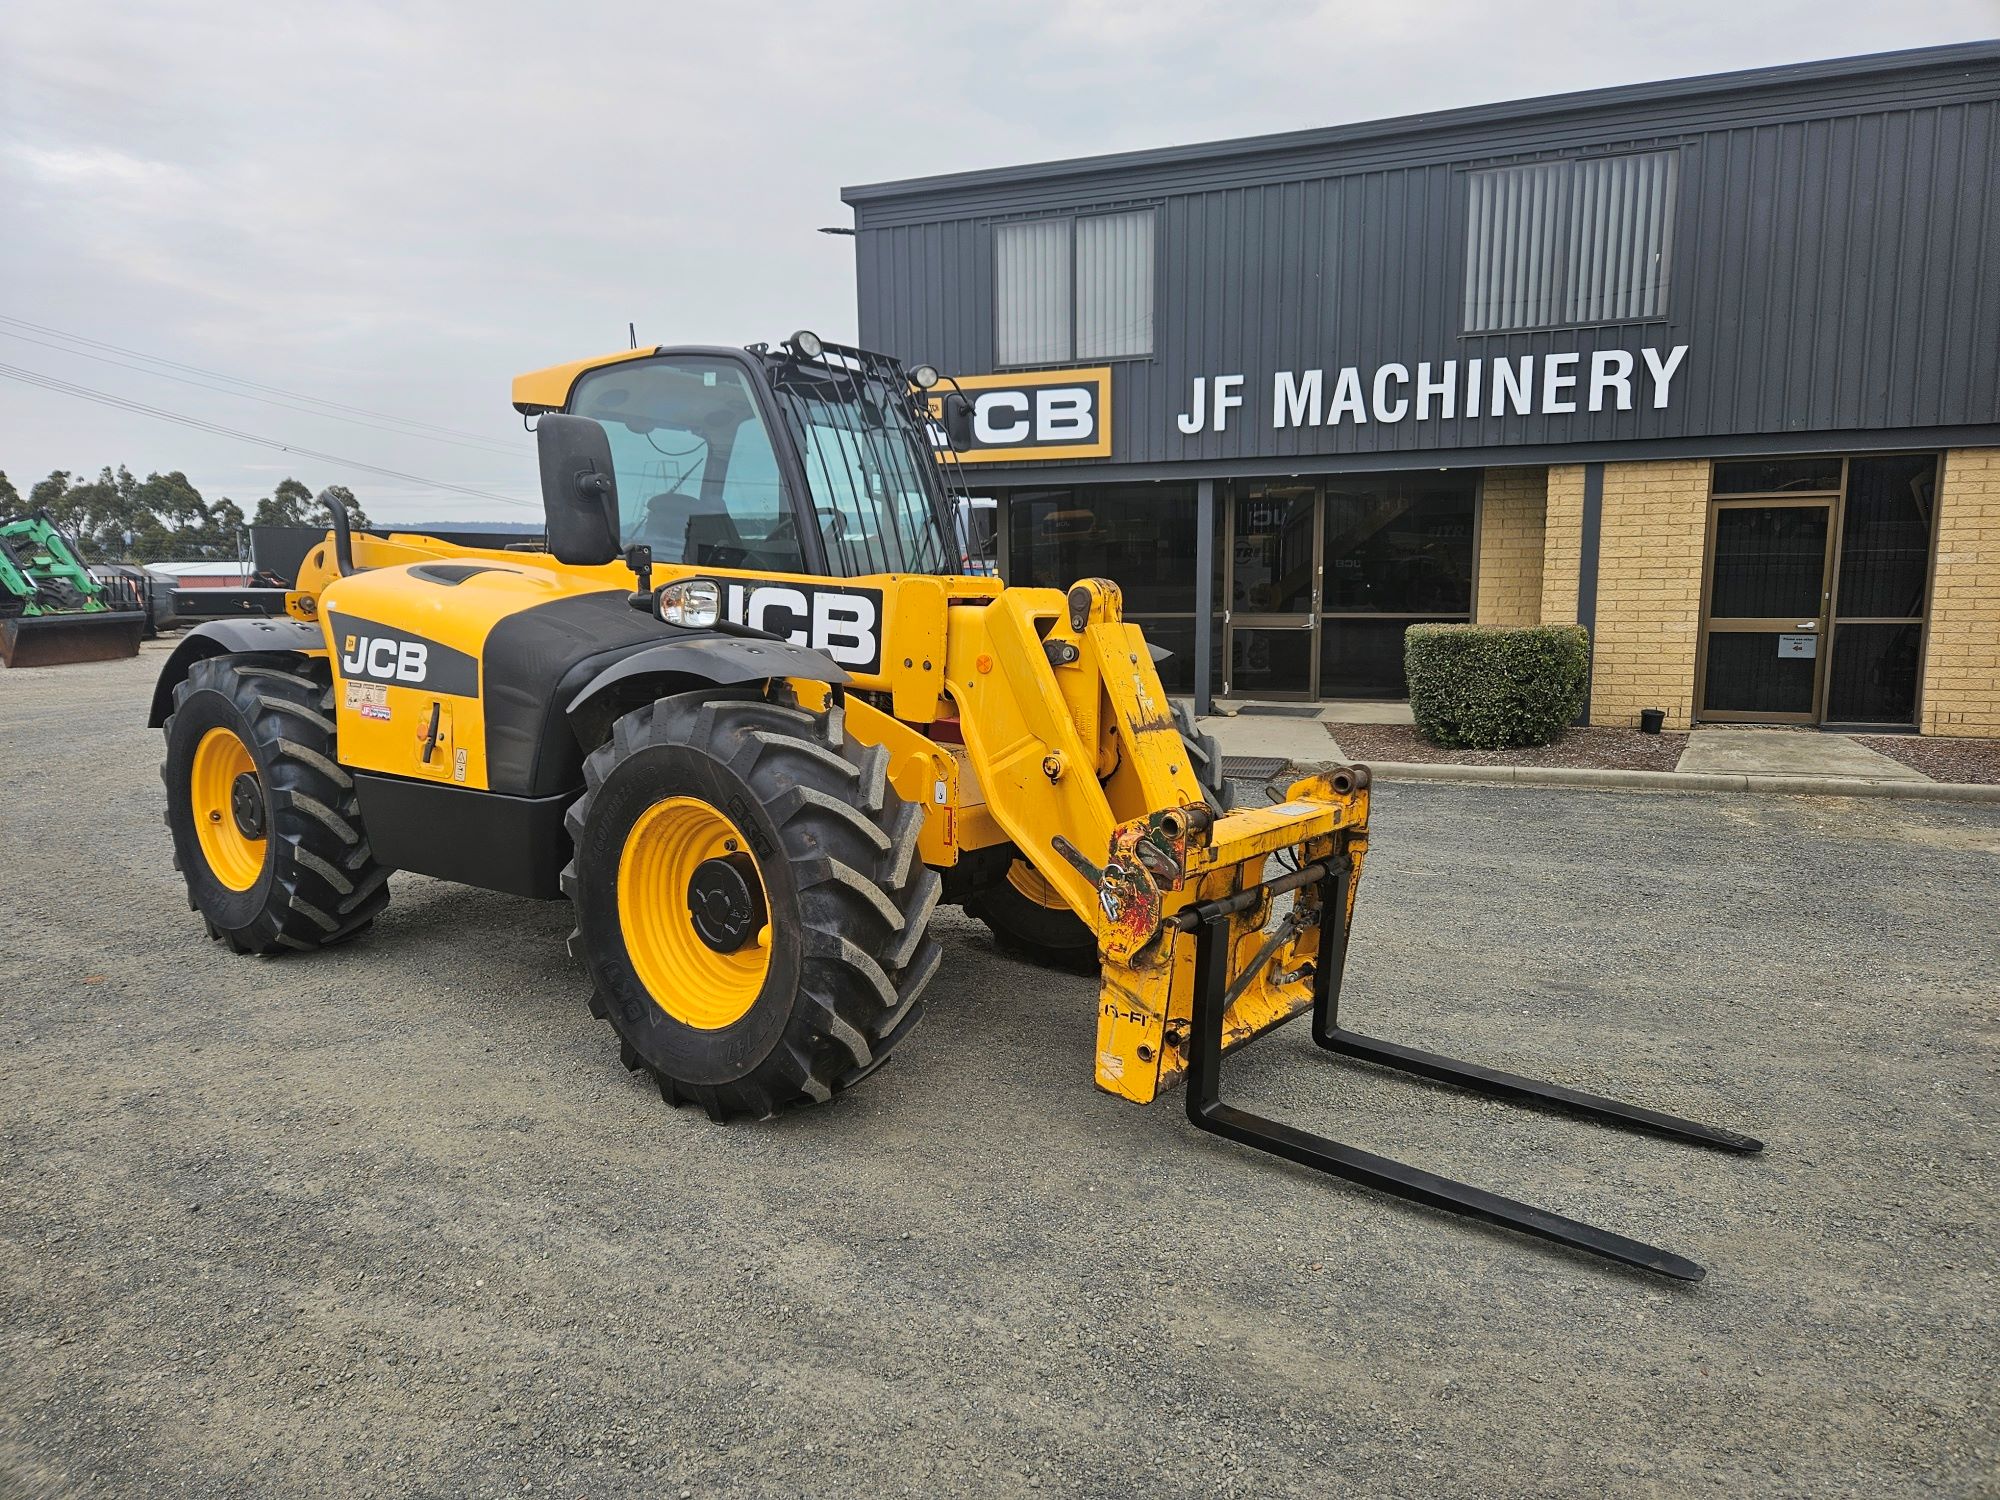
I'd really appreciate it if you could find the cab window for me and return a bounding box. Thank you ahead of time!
[569,358,802,571]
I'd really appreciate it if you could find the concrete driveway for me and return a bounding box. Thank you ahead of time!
[3,644,1996,1497]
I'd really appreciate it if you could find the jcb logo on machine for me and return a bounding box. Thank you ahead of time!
[326,611,479,697]
[342,635,429,683]
[716,580,883,674]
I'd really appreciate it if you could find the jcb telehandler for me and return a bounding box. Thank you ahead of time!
[151,333,1760,1280]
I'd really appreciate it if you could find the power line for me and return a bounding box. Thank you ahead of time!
[0,360,539,510]
[0,313,522,452]
[0,326,524,458]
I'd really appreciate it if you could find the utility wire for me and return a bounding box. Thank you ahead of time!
[0,313,520,452]
[0,326,524,458]
[0,361,538,510]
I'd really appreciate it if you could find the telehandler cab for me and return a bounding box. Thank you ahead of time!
[152,333,1760,1280]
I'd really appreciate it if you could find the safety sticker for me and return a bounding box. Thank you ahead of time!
[344,680,388,710]
[454,748,468,784]
[358,703,392,722]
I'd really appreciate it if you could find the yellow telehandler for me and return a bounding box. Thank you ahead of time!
[150,333,1759,1279]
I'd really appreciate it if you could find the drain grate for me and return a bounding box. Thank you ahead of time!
[1223,755,1290,780]
[1234,704,1325,719]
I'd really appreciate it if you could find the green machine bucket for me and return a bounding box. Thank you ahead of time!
[0,514,147,668]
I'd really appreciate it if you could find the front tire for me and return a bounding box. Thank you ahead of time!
[562,691,942,1121]
[162,654,391,953]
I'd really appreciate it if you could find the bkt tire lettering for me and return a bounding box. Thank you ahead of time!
[718,581,884,672]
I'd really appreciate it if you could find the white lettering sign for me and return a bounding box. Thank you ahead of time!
[1183,345,1692,434]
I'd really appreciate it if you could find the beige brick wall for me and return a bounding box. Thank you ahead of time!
[1588,459,1710,731]
[1475,467,1548,626]
[1920,448,2000,738]
[1540,465,1585,626]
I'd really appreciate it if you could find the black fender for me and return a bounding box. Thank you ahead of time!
[146,617,327,726]
[564,633,849,734]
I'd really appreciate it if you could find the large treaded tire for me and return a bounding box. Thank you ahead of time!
[561,690,943,1122]
[963,864,1100,974]
[162,654,391,954]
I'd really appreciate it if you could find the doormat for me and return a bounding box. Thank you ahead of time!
[1223,755,1290,780]
[1235,704,1325,719]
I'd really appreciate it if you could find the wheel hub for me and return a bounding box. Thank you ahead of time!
[687,854,765,953]
[229,772,266,839]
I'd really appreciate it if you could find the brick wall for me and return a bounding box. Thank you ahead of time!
[1588,459,1710,730]
[1920,448,2000,738]
[1474,467,1547,626]
[1539,464,1586,626]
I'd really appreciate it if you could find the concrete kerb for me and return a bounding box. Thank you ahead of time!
[1278,757,2000,803]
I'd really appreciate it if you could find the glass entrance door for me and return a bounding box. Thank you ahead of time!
[1225,484,1320,698]
[1698,500,1835,722]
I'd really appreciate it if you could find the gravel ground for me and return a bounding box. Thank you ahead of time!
[4,642,1998,1498]
[1857,735,2000,785]
[1332,722,1691,772]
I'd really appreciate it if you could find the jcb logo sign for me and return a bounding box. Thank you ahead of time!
[718,580,883,674]
[326,612,480,697]
[342,634,429,682]
[927,366,1112,464]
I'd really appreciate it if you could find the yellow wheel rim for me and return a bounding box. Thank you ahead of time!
[616,796,772,1030]
[1006,859,1069,911]
[191,726,267,892]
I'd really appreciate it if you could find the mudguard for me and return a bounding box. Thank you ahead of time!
[564,632,849,726]
[146,617,327,726]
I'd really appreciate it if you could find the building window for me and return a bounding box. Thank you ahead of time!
[995,210,1154,366]
[1003,483,1217,692]
[1463,152,1678,332]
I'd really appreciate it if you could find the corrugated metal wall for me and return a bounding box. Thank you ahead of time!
[853,53,2000,471]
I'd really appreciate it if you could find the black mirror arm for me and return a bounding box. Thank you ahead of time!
[624,543,654,612]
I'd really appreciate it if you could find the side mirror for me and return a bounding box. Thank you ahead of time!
[942,391,975,452]
[536,414,621,566]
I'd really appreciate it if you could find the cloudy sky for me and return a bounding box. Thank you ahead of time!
[2,1,1993,524]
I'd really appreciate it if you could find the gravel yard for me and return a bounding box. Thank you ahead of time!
[3,642,1997,1498]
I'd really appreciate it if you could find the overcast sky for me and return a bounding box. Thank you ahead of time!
[2,2,1993,524]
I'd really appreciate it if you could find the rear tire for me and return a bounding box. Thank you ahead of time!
[562,690,942,1122]
[965,704,1229,971]
[964,861,1099,974]
[162,654,391,954]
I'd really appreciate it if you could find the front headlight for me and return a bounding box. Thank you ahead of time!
[657,578,720,629]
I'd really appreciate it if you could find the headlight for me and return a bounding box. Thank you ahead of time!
[657,579,720,628]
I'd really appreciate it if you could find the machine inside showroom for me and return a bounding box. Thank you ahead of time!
[146,330,1762,1281]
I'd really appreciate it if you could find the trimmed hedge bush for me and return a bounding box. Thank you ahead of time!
[1405,623,1590,750]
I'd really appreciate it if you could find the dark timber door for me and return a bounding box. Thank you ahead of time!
[1698,499,1835,723]
[1697,455,1938,727]
[1225,484,1320,698]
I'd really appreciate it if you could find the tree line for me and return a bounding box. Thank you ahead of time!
[0,468,371,563]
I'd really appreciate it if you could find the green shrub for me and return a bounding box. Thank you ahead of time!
[1404,623,1590,750]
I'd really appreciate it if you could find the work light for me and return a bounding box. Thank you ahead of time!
[657,578,721,628]
[790,329,824,359]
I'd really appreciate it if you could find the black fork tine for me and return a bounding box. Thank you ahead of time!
[1178,845,1756,1282]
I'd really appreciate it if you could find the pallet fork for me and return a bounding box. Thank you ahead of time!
[1179,839,1764,1282]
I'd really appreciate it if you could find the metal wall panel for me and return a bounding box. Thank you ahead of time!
[853,47,2000,474]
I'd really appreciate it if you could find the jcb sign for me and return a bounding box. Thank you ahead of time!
[927,366,1112,463]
